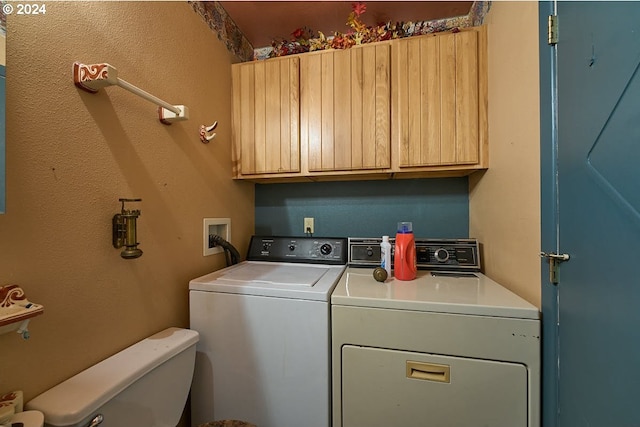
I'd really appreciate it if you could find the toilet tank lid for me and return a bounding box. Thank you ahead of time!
[25,327,199,426]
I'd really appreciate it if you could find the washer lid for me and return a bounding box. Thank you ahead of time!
[331,268,539,319]
[190,261,346,301]
[219,263,325,286]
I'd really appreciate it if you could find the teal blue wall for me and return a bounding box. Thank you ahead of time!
[255,178,469,238]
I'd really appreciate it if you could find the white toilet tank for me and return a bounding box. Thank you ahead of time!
[26,327,199,427]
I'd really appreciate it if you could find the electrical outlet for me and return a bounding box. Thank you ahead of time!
[304,217,314,234]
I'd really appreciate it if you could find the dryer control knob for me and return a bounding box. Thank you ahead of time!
[434,248,450,263]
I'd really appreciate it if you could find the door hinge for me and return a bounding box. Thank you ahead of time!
[548,15,558,45]
[540,252,570,285]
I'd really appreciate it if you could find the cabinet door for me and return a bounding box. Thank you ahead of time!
[301,44,390,172]
[231,56,300,176]
[393,28,486,168]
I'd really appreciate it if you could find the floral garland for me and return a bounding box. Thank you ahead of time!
[269,2,461,58]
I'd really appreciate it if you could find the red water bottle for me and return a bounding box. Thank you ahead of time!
[394,221,417,281]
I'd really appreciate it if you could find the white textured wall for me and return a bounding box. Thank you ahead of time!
[470,1,541,306]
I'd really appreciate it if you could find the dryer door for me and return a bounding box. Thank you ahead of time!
[341,345,527,427]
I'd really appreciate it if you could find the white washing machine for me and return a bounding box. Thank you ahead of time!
[189,236,347,427]
[332,239,540,427]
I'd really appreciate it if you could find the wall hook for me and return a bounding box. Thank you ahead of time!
[199,121,218,143]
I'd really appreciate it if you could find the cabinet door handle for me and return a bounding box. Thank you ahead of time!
[406,360,450,383]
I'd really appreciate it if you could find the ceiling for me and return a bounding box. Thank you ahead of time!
[219,2,474,48]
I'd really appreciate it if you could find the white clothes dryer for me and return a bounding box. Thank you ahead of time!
[332,238,540,427]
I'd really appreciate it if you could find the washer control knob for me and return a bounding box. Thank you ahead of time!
[288,244,296,251]
[434,248,450,263]
[320,243,332,255]
[366,247,374,257]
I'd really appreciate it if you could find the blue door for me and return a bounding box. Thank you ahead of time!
[540,2,640,426]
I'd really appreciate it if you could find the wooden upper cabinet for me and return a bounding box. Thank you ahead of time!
[230,26,487,181]
[300,43,391,172]
[231,56,300,176]
[392,27,487,169]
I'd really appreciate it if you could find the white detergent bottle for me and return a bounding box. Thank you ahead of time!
[380,235,392,279]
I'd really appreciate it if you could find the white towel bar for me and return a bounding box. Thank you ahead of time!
[73,62,189,124]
